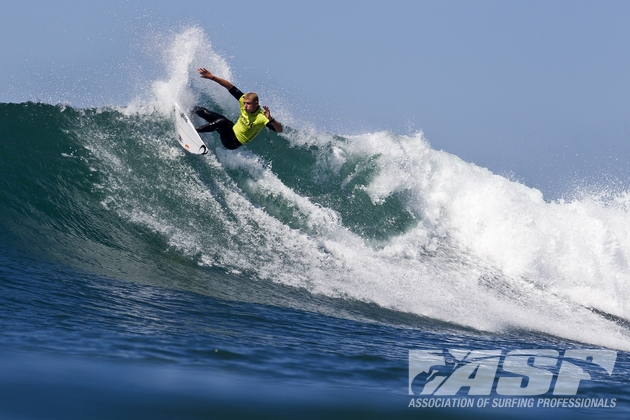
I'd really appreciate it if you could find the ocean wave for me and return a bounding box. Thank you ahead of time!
[2,27,630,350]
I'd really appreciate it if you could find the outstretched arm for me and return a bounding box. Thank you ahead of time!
[197,68,234,90]
[263,105,283,133]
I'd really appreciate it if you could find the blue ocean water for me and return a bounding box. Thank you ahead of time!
[1,28,630,419]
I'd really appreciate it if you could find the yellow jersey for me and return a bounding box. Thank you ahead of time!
[232,95,270,145]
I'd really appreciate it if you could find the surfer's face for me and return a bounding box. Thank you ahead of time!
[243,99,259,113]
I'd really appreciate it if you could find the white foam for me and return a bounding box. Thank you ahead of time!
[322,130,630,349]
[191,126,630,349]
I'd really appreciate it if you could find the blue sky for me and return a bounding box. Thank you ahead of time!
[2,0,630,198]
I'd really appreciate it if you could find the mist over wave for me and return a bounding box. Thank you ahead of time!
[3,26,630,350]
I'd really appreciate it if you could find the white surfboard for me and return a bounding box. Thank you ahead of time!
[173,103,208,155]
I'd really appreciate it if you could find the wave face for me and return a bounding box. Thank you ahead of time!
[2,27,630,351]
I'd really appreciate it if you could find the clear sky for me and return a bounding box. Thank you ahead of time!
[2,0,630,198]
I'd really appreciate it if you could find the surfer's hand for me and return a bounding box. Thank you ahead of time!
[198,69,234,90]
[197,68,214,80]
[264,106,283,132]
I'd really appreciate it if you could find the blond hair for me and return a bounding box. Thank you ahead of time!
[244,92,259,103]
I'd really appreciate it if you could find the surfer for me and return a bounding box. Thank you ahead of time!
[193,67,283,150]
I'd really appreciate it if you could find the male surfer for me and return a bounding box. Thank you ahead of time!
[193,67,283,149]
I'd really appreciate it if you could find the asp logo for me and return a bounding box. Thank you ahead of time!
[409,349,617,396]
